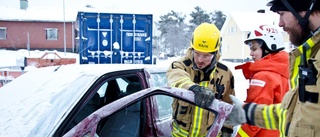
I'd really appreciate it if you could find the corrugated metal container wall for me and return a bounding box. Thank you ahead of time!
[76,12,153,64]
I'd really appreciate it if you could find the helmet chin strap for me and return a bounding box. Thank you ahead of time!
[281,0,317,31]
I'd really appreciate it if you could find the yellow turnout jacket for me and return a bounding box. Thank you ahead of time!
[167,47,235,136]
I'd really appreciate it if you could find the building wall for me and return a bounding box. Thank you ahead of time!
[221,18,250,62]
[0,21,75,52]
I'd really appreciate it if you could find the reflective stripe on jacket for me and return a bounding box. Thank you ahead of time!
[172,82,210,137]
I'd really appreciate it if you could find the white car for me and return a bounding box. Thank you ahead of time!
[0,64,232,137]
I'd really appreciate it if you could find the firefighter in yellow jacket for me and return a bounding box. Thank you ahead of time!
[225,0,320,137]
[167,23,235,137]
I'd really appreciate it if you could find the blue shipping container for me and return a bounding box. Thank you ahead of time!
[76,11,153,64]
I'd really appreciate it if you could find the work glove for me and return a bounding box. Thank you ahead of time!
[224,95,247,126]
[189,85,215,108]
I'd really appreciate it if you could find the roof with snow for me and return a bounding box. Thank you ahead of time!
[0,6,78,22]
[221,11,283,34]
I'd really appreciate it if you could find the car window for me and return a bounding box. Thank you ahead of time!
[149,72,173,120]
[150,71,167,87]
[97,82,107,97]
[116,78,129,92]
[99,74,142,104]
[155,95,173,119]
[97,78,128,97]
[62,73,144,135]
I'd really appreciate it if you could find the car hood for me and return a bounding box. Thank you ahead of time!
[0,65,99,136]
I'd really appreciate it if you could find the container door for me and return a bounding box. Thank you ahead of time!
[111,14,153,64]
[78,12,152,64]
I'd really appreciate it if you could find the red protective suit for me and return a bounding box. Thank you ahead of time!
[235,51,290,137]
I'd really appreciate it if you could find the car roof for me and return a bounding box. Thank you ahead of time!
[0,64,167,136]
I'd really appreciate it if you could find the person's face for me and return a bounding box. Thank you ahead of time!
[248,40,263,62]
[193,50,214,69]
[278,11,309,46]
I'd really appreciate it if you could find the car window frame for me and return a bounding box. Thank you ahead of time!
[54,69,148,136]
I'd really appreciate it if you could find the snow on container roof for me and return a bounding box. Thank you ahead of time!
[0,6,78,22]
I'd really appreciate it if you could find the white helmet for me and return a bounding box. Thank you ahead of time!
[245,25,284,52]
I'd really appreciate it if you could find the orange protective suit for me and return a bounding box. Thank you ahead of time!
[235,51,290,137]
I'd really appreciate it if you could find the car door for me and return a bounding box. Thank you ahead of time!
[54,68,150,136]
[62,87,233,137]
